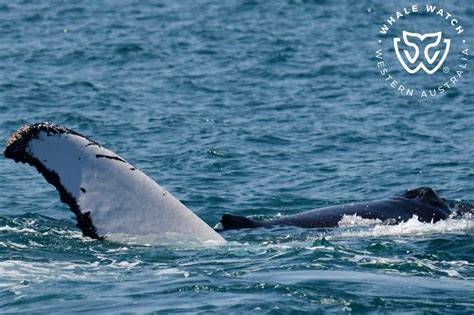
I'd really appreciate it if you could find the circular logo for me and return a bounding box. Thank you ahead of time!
[375,4,470,98]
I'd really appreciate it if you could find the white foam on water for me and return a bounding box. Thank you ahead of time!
[113,260,141,269]
[105,232,226,247]
[0,225,37,234]
[0,256,146,296]
[348,254,470,278]
[332,215,473,239]
[445,269,461,277]
[155,267,190,278]
[0,260,92,286]
[105,246,129,253]
[337,214,384,227]
[6,242,28,249]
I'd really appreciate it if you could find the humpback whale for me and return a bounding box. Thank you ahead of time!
[4,123,471,243]
[219,187,465,230]
[4,123,226,244]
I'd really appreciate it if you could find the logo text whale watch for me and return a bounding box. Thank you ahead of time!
[375,4,469,98]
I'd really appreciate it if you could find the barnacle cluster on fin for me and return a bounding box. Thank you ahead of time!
[4,122,98,162]
[3,123,101,239]
[5,123,62,160]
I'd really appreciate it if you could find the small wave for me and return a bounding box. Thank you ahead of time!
[105,232,225,247]
[348,254,468,278]
[0,225,38,234]
[0,257,144,295]
[155,267,190,278]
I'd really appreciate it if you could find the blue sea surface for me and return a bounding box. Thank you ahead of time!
[1,0,473,313]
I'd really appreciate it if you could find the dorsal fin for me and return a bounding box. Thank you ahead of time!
[220,214,261,230]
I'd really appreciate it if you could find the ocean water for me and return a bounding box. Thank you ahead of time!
[1,0,474,313]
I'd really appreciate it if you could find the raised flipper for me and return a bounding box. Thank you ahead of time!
[4,123,226,245]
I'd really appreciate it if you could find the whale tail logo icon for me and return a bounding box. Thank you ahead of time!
[393,31,451,74]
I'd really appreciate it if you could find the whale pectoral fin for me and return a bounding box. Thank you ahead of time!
[4,123,226,245]
[220,214,261,230]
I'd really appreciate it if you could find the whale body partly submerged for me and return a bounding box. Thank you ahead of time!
[219,187,454,230]
[4,123,471,244]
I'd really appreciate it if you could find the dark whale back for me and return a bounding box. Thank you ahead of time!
[219,187,452,230]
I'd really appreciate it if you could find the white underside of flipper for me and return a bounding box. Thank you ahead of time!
[5,124,226,245]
